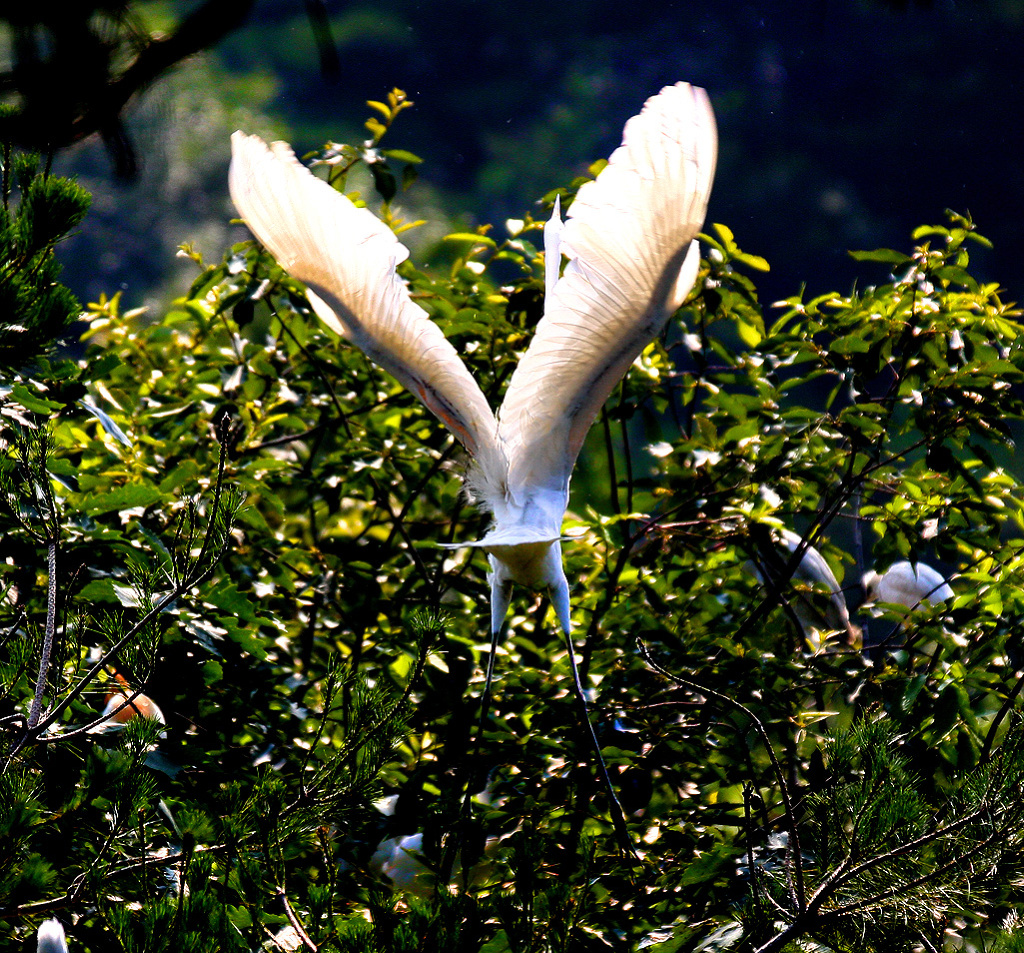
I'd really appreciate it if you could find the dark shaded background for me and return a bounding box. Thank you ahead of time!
[14,0,1024,314]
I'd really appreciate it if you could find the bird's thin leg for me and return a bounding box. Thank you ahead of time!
[445,579,511,881]
[549,577,635,856]
[475,565,514,762]
[476,615,505,758]
[475,568,514,764]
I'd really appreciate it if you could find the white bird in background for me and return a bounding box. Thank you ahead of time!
[36,919,68,953]
[369,830,498,897]
[369,832,436,897]
[863,560,954,608]
[750,528,859,651]
[87,672,166,734]
[229,82,717,843]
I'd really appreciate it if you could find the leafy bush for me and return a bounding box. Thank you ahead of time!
[2,98,1024,952]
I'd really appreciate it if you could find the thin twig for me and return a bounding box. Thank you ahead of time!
[278,888,318,951]
[23,428,236,745]
[637,640,806,914]
[600,407,620,516]
[27,539,58,730]
[979,670,1024,766]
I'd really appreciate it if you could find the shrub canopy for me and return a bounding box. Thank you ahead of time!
[2,98,1024,952]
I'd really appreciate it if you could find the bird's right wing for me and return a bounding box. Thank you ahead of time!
[497,83,717,500]
[229,133,504,476]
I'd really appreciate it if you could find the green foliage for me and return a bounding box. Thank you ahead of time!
[0,144,90,368]
[746,718,1024,952]
[3,103,1024,953]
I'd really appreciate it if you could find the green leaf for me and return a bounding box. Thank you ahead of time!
[369,163,397,203]
[11,384,64,414]
[382,149,423,165]
[364,117,386,140]
[848,248,910,264]
[711,222,737,252]
[735,314,763,347]
[81,483,162,515]
[830,333,872,355]
[77,578,119,602]
[736,251,770,272]
[933,264,978,290]
[443,233,497,247]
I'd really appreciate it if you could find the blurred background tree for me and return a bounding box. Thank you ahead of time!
[0,2,254,175]
[3,0,1023,317]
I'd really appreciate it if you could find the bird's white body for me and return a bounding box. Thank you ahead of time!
[864,560,953,608]
[751,528,858,650]
[370,833,433,895]
[370,831,497,896]
[229,82,717,635]
[230,83,717,848]
[36,919,68,953]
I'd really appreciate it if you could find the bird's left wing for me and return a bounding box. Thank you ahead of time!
[229,133,503,474]
[497,83,717,499]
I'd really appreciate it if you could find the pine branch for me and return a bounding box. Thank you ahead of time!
[11,423,240,749]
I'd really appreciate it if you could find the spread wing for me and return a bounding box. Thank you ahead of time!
[497,83,717,499]
[229,132,503,477]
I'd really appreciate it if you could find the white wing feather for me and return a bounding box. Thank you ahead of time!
[498,83,717,500]
[229,132,504,478]
[543,195,563,302]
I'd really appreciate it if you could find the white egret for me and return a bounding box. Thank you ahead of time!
[750,528,859,651]
[87,673,165,734]
[36,919,68,953]
[229,82,717,845]
[862,560,954,656]
[369,832,436,897]
[863,560,953,608]
[370,830,498,896]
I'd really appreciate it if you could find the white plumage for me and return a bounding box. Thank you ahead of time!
[750,528,858,651]
[230,86,715,846]
[229,82,717,637]
[369,830,497,896]
[863,560,953,608]
[370,833,434,896]
[36,920,68,953]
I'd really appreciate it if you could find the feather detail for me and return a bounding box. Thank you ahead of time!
[498,82,717,501]
[668,239,703,314]
[228,82,717,622]
[229,132,506,485]
[544,195,564,301]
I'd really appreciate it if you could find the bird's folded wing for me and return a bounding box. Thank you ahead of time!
[497,83,717,498]
[229,132,503,470]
